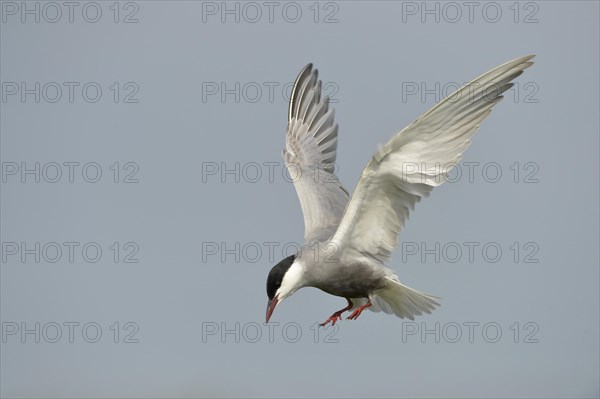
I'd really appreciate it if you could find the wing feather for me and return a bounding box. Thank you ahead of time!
[332,55,535,262]
[285,64,350,242]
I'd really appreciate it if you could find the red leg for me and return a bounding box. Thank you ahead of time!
[347,300,372,320]
[320,298,353,327]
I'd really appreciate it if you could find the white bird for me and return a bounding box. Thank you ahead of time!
[266,55,535,326]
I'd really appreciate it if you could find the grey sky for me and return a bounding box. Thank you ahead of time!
[1,1,599,398]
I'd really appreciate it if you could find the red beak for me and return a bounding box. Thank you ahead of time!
[266,297,278,323]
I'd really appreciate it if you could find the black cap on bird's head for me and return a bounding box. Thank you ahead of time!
[265,254,295,322]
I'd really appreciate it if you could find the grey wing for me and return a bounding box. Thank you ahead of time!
[332,55,535,263]
[284,64,350,243]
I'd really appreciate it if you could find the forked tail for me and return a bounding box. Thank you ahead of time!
[354,277,441,320]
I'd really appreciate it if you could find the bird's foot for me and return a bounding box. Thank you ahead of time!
[320,299,354,327]
[347,301,372,320]
[319,312,344,327]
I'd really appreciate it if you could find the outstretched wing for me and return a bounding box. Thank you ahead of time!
[284,64,350,243]
[332,55,535,262]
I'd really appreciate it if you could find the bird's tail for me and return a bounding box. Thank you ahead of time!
[353,277,441,320]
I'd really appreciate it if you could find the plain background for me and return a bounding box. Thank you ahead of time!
[1,1,598,397]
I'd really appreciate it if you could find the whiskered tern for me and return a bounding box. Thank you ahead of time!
[266,56,535,326]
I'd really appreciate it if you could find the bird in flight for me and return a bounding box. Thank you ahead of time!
[266,55,535,327]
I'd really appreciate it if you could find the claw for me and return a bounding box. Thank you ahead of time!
[319,315,339,328]
[347,301,372,320]
[319,299,354,327]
